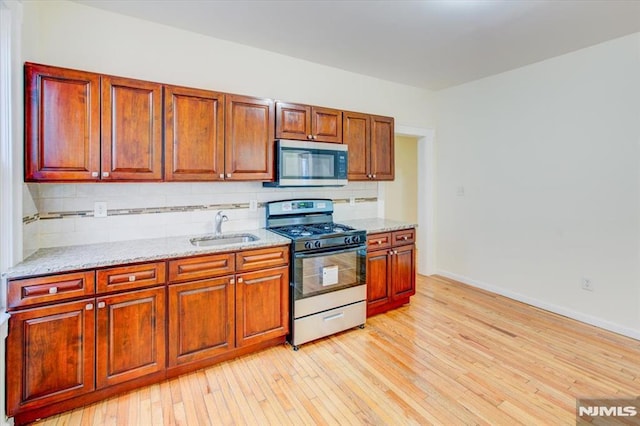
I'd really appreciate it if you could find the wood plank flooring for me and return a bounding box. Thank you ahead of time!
[33,274,640,425]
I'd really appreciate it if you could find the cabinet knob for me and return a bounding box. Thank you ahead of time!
[86,303,94,311]
[128,275,136,282]
[48,286,58,294]
[102,172,109,178]
[394,250,398,255]
[307,135,313,140]
[402,236,408,240]
[98,301,106,309]
[219,174,224,179]
[91,171,99,178]
[237,277,243,283]
[372,174,376,179]
[367,174,372,178]
[377,240,382,245]
[230,278,235,285]
[389,250,394,256]
[226,173,231,178]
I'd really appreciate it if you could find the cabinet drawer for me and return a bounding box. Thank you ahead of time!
[367,232,392,250]
[236,246,289,272]
[168,253,235,283]
[97,262,166,293]
[8,271,96,309]
[392,228,415,246]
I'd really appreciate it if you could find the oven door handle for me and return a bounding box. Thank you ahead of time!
[294,245,365,259]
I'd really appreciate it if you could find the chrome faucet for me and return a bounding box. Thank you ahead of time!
[214,210,228,236]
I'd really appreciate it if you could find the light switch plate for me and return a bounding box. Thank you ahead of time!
[94,202,107,218]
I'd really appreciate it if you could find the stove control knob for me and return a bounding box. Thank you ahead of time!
[314,241,321,248]
[304,242,313,249]
[352,235,360,244]
[344,236,352,244]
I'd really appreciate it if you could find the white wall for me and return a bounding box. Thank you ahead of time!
[21,0,434,128]
[435,33,640,337]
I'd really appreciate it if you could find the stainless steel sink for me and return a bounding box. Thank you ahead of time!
[190,233,259,247]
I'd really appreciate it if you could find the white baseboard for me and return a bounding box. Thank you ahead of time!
[436,270,640,341]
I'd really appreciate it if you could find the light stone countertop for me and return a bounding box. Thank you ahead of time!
[4,229,290,279]
[4,219,416,280]
[342,218,417,233]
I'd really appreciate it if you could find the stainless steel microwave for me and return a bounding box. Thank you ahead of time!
[264,139,348,187]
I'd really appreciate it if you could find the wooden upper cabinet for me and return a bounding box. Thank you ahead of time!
[343,112,394,181]
[275,102,342,143]
[101,76,163,181]
[370,115,394,180]
[275,102,310,141]
[225,95,275,180]
[343,111,371,180]
[25,63,101,181]
[311,106,342,143]
[164,85,225,181]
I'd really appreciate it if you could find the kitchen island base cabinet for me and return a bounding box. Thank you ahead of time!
[366,228,416,317]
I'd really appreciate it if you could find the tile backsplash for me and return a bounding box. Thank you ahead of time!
[23,182,379,257]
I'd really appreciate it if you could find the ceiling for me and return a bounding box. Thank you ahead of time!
[73,0,640,90]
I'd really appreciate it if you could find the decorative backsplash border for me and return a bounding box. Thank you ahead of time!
[24,197,378,222]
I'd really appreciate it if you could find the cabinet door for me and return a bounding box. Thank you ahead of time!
[366,248,392,317]
[6,299,95,415]
[225,95,275,180]
[96,287,165,388]
[168,276,235,366]
[370,115,394,180]
[391,244,416,300]
[311,106,342,143]
[164,85,225,181]
[25,63,101,181]
[101,76,163,181]
[236,266,289,347]
[343,111,370,180]
[275,102,311,140]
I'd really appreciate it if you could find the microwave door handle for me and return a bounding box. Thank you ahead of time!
[295,245,364,259]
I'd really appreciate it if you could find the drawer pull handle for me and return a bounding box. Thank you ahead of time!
[98,301,106,309]
[128,275,136,282]
[86,303,93,311]
[324,312,344,321]
[48,287,58,294]
[402,236,408,240]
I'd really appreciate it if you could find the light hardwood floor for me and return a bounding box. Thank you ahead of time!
[34,275,640,425]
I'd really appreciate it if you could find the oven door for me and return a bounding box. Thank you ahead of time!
[292,245,366,301]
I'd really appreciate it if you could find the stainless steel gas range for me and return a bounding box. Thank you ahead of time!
[266,199,367,350]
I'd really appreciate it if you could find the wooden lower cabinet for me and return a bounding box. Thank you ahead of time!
[366,229,416,317]
[96,287,166,388]
[7,246,289,424]
[6,299,96,416]
[236,266,289,347]
[168,276,235,366]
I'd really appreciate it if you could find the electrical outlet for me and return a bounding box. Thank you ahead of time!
[350,197,356,206]
[94,202,107,218]
[581,277,594,292]
[249,200,258,211]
